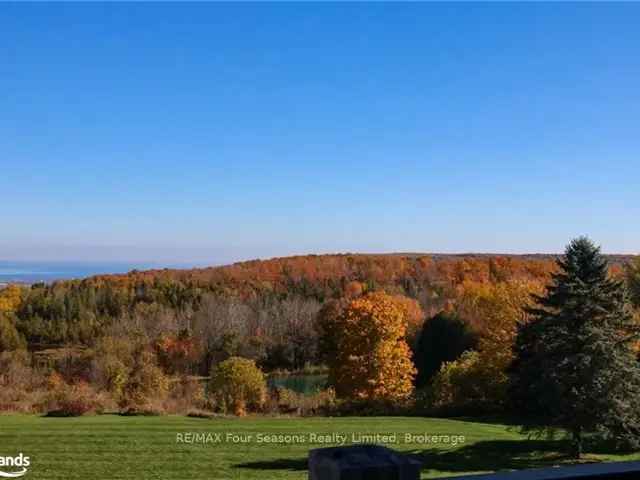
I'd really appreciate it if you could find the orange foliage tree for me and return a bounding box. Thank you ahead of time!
[329,291,416,402]
[390,294,425,347]
[155,330,201,374]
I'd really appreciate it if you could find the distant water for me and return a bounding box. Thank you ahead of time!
[268,374,328,395]
[0,261,161,284]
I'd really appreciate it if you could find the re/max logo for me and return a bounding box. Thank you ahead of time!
[0,454,30,478]
[176,432,223,444]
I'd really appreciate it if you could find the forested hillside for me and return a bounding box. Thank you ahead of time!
[1,253,633,363]
[1,250,639,419]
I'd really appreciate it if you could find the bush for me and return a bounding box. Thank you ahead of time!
[268,387,336,416]
[0,350,47,413]
[90,337,170,414]
[419,350,504,415]
[209,357,266,416]
[186,409,215,419]
[46,378,111,416]
[164,376,207,414]
[91,354,129,399]
[118,350,169,413]
[119,405,165,416]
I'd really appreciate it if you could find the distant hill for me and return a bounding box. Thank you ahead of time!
[6,251,637,354]
[91,252,635,296]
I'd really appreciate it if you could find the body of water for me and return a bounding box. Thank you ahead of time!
[268,374,328,395]
[0,261,158,284]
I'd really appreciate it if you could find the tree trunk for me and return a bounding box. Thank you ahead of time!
[571,428,582,459]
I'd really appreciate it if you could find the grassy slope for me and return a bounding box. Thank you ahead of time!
[1,415,640,480]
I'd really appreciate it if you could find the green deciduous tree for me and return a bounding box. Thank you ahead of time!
[510,237,640,458]
[0,313,25,351]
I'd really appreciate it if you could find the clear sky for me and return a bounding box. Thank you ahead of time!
[2,3,639,265]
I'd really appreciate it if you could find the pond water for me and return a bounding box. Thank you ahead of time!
[267,374,328,395]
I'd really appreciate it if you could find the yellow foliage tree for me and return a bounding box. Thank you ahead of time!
[457,280,539,370]
[0,285,23,313]
[330,291,416,402]
[427,280,541,411]
[0,286,26,351]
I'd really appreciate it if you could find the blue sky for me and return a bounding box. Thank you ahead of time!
[2,3,639,264]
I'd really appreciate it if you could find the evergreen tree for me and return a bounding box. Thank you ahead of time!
[510,237,640,458]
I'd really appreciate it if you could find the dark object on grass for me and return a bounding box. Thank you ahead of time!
[308,444,420,480]
[119,407,164,416]
[186,410,214,419]
[44,409,82,417]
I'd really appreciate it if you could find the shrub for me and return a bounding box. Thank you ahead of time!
[46,379,110,416]
[186,409,215,419]
[164,376,207,414]
[0,350,48,413]
[419,350,504,415]
[209,356,266,416]
[119,405,165,416]
[119,350,169,413]
[92,354,129,399]
[90,335,139,401]
[269,387,336,416]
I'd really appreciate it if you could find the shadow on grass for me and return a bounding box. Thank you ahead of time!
[453,415,529,428]
[236,439,571,474]
[409,439,572,475]
[234,440,566,474]
[235,458,307,471]
[234,438,624,475]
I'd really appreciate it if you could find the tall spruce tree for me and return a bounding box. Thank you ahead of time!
[510,237,640,458]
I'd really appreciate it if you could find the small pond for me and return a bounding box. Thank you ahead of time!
[267,374,328,396]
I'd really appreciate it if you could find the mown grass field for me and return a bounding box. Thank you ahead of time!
[1,415,640,479]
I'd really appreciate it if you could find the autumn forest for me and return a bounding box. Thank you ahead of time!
[2,242,640,459]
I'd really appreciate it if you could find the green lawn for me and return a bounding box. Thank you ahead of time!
[1,415,639,479]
